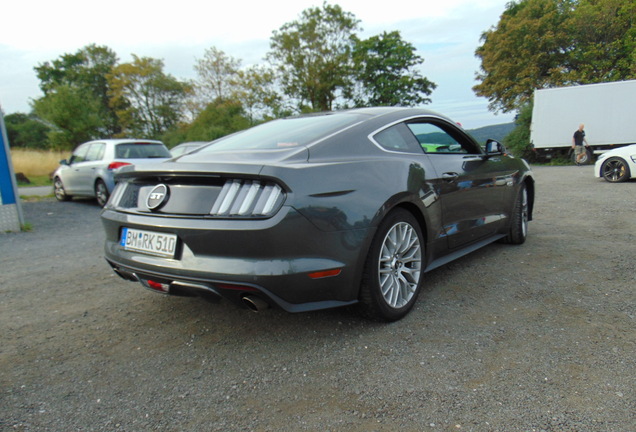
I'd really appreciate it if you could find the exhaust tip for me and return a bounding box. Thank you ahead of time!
[113,267,139,282]
[241,295,270,312]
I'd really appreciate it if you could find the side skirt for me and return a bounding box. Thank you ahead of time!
[425,234,506,273]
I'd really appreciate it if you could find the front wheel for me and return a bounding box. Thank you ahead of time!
[53,177,71,202]
[601,157,630,183]
[359,208,424,321]
[95,180,110,207]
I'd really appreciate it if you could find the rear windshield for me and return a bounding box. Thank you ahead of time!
[198,113,365,153]
[115,143,171,159]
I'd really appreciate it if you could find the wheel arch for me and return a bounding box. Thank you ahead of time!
[602,156,631,182]
[351,199,429,303]
[523,175,535,222]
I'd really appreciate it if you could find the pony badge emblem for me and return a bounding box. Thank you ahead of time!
[147,184,169,210]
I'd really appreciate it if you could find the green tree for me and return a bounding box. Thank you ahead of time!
[34,44,121,136]
[503,102,536,161]
[474,0,572,113]
[351,31,436,107]
[32,85,104,150]
[194,47,242,106]
[474,0,636,113]
[565,0,636,83]
[161,99,251,147]
[233,65,285,123]
[267,2,361,111]
[186,100,250,141]
[108,55,191,139]
[3,113,51,149]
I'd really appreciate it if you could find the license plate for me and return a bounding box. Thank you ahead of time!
[120,227,177,258]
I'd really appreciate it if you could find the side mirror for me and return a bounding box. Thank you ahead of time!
[59,159,69,166]
[485,139,505,156]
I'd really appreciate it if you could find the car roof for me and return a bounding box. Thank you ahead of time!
[82,139,165,146]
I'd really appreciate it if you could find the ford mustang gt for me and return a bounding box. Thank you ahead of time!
[101,107,534,321]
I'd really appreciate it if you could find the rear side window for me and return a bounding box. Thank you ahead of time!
[115,143,171,159]
[85,143,105,161]
[372,123,423,153]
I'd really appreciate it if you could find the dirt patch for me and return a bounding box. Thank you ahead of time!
[1,166,634,431]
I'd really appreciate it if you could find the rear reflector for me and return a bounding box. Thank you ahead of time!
[147,280,170,292]
[308,269,342,279]
[216,283,259,292]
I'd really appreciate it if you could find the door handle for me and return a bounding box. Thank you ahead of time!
[442,172,459,182]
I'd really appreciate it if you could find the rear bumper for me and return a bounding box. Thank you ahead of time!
[101,207,371,312]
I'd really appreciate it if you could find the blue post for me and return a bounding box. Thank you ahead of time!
[0,106,24,232]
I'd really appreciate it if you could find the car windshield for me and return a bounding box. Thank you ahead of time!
[115,143,171,159]
[198,113,365,153]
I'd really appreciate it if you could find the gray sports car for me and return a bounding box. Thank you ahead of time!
[101,107,534,321]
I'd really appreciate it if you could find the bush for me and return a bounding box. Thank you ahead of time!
[504,102,537,162]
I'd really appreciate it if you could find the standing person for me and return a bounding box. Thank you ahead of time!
[572,123,589,165]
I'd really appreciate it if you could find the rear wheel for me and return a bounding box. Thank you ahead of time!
[359,208,424,321]
[53,177,71,202]
[95,179,110,207]
[601,157,630,183]
[501,183,528,245]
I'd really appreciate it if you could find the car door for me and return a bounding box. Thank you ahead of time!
[67,142,105,195]
[81,142,106,193]
[405,120,509,250]
[63,143,91,195]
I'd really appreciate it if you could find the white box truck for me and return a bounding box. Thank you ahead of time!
[530,80,636,163]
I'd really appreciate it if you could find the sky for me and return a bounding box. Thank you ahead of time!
[0,0,516,129]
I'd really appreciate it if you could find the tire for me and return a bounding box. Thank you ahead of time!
[501,183,528,245]
[95,179,110,207]
[571,148,592,165]
[359,208,424,321]
[601,157,630,183]
[53,177,71,202]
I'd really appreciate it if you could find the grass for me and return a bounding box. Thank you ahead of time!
[10,149,69,186]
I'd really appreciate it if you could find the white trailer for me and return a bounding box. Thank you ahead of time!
[530,80,636,163]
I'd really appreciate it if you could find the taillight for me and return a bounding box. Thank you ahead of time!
[210,179,285,218]
[108,161,132,170]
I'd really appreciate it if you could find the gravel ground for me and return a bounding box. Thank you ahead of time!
[1,165,635,432]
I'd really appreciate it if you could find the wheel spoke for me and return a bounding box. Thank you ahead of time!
[378,221,422,308]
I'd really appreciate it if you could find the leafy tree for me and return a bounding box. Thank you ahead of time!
[267,2,361,111]
[194,47,242,105]
[3,113,51,149]
[185,99,250,141]
[161,99,251,147]
[34,44,121,135]
[32,85,104,150]
[474,0,636,113]
[503,102,535,161]
[565,0,636,83]
[351,31,436,107]
[474,0,572,113]
[233,65,286,123]
[108,55,191,139]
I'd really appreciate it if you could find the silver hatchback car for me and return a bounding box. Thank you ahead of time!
[53,139,171,206]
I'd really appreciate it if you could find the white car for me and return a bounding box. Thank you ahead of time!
[594,144,636,183]
[53,139,171,206]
